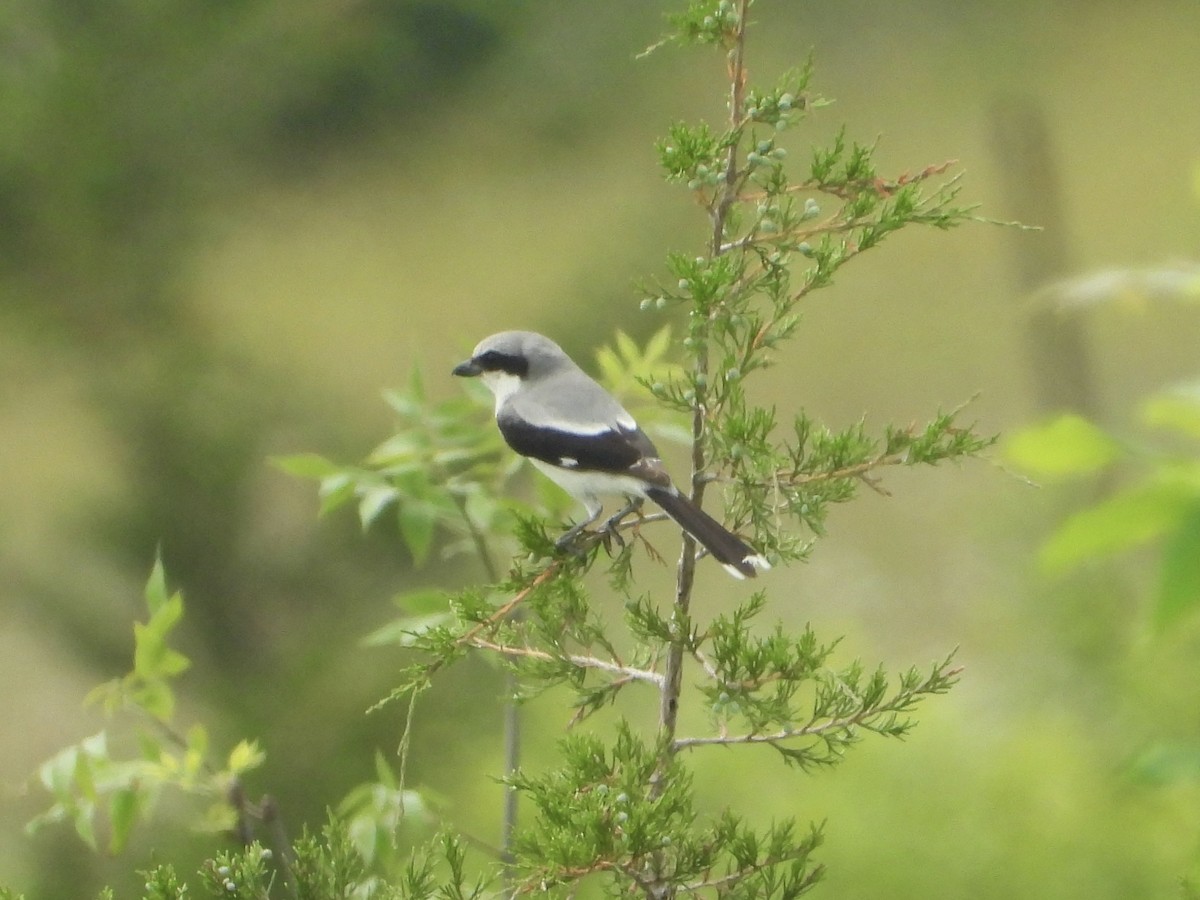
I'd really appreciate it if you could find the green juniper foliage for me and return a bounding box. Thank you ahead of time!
[16,1,990,897]
[336,0,983,895]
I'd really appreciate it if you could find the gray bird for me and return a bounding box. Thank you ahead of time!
[452,330,770,579]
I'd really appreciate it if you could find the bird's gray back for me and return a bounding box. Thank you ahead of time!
[512,366,635,433]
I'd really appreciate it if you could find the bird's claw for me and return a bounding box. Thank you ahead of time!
[554,501,641,559]
[599,522,626,552]
[554,530,587,557]
[597,500,643,554]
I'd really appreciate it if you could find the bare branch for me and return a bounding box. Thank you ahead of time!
[467,637,665,688]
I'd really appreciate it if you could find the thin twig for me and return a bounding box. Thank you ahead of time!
[678,854,804,895]
[452,492,502,584]
[671,717,850,751]
[455,564,560,648]
[453,492,522,878]
[699,450,909,488]
[652,0,751,819]
[739,158,959,204]
[717,212,869,254]
[500,694,520,873]
[689,647,720,681]
[467,638,665,687]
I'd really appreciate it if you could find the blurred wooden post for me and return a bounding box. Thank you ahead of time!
[991,98,1098,416]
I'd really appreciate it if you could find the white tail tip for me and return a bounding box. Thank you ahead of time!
[745,554,772,572]
[720,554,772,580]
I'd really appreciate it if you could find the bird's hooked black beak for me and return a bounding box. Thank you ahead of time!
[452,357,482,377]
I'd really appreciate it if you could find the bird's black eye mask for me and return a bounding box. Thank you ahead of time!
[475,349,529,377]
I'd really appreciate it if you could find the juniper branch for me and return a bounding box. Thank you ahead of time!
[655,0,753,792]
[466,638,665,688]
[674,663,964,753]
[454,564,560,649]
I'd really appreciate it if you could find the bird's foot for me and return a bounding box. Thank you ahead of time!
[597,499,643,552]
[599,527,625,553]
[554,524,588,555]
[600,502,637,534]
[554,511,602,558]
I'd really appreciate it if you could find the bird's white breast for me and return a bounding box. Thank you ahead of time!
[529,459,651,503]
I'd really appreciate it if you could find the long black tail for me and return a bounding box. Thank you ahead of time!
[645,486,770,580]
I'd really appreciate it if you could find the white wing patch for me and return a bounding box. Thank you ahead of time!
[559,456,579,468]
[519,415,628,436]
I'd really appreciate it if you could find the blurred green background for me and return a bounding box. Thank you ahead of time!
[3,0,1200,896]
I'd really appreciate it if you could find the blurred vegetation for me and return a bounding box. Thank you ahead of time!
[2,0,1200,897]
[2,0,522,894]
[1005,271,1200,896]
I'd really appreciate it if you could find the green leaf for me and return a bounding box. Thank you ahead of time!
[392,589,449,616]
[156,648,191,678]
[1143,381,1200,441]
[595,345,624,387]
[318,472,358,517]
[131,624,161,678]
[108,786,141,854]
[131,678,175,722]
[72,802,98,851]
[143,556,169,615]
[398,503,436,567]
[36,747,74,798]
[358,484,399,529]
[1040,482,1192,573]
[183,724,209,776]
[79,732,108,768]
[366,432,422,466]
[463,487,499,532]
[37,735,103,800]
[1154,502,1200,632]
[83,678,124,715]
[270,452,340,480]
[1005,414,1123,478]
[149,590,184,632]
[198,801,240,836]
[645,324,673,363]
[133,592,189,683]
[227,739,266,776]
[615,330,639,364]
[373,748,397,789]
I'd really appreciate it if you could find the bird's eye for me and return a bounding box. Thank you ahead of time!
[476,350,528,377]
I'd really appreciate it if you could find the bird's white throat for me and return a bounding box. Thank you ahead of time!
[481,370,523,414]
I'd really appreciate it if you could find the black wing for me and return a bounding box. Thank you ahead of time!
[497,412,668,484]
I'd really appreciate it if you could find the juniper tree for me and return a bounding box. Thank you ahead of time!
[20,2,990,897]
[339,1,985,895]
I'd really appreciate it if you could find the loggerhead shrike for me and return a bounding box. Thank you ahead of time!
[453,330,770,579]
